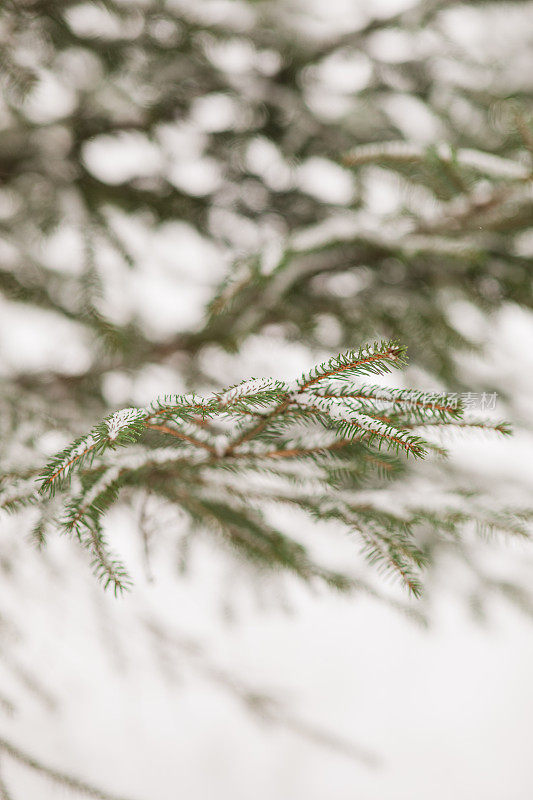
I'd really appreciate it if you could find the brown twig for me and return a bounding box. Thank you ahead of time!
[144,423,217,455]
[298,349,402,392]
[222,398,291,456]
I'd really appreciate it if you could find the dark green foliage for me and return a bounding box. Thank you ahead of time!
[0,341,509,597]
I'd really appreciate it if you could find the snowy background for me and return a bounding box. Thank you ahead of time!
[2,0,533,797]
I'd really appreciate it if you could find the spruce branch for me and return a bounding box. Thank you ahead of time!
[406,419,512,436]
[144,422,218,455]
[223,340,407,455]
[222,398,292,455]
[294,341,408,390]
[24,342,514,596]
[312,385,463,421]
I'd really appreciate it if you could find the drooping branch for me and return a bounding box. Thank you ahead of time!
[18,341,513,596]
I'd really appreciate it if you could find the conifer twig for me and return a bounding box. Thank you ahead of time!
[26,341,514,595]
[223,397,291,455]
[145,422,217,454]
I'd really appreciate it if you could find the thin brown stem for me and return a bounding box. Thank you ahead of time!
[222,397,291,456]
[406,420,509,434]
[145,423,217,455]
[228,440,349,461]
[298,349,402,392]
[316,392,458,414]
